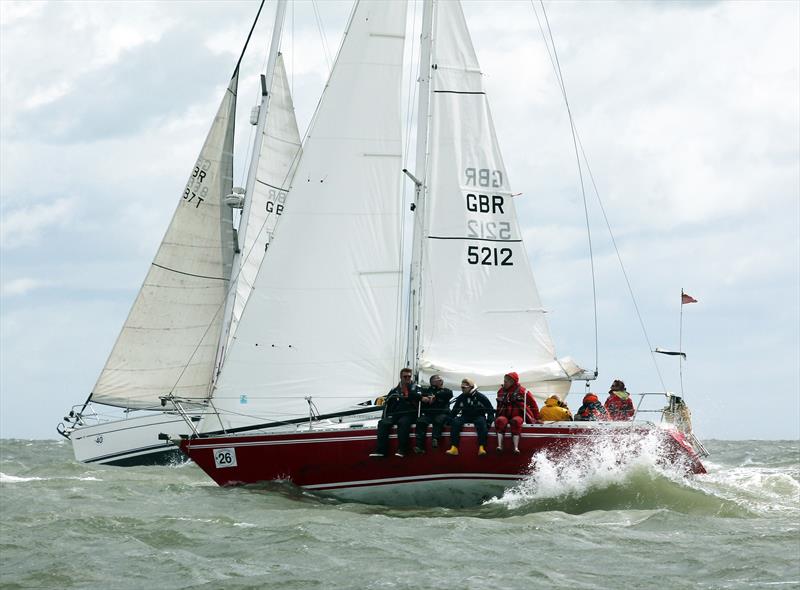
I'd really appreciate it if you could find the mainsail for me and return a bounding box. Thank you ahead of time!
[90,73,238,409]
[226,54,302,352]
[416,0,581,395]
[204,0,408,431]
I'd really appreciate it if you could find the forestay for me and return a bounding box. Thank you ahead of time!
[91,74,238,409]
[226,55,302,353]
[204,1,408,432]
[417,0,581,396]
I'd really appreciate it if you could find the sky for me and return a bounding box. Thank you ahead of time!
[1,0,798,441]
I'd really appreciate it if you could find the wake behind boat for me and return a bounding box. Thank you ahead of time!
[165,0,708,505]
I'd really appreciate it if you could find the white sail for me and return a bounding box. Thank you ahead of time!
[417,0,581,396]
[204,0,408,431]
[227,55,302,352]
[91,74,238,409]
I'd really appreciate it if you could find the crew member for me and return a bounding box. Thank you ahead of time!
[370,368,421,458]
[494,372,539,454]
[539,394,572,422]
[574,392,607,421]
[414,374,453,453]
[446,378,494,456]
[604,379,635,421]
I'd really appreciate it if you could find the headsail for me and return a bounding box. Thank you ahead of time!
[204,0,408,431]
[417,0,582,396]
[226,54,302,352]
[90,74,238,409]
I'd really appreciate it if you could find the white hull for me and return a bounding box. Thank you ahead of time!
[310,474,516,507]
[69,412,196,466]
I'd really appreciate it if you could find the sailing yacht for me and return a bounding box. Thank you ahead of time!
[169,0,708,506]
[58,2,302,466]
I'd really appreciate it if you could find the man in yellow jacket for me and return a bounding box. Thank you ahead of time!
[538,395,572,422]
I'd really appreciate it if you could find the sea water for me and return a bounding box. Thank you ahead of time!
[1,438,798,589]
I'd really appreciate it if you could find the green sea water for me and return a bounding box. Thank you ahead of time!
[1,439,798,589]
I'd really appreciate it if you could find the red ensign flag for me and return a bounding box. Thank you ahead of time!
[682,293,698,304]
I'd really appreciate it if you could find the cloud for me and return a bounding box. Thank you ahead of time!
[1,196,78,249]
[1,278,55,297]
[0,1,797,442]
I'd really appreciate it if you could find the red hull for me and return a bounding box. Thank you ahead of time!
[179,422,705,506]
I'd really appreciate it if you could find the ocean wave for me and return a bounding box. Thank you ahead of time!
[688,464,800,515]
[0,472,101,484]
[486,430,747,516]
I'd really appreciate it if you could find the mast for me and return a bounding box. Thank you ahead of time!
[405,0,435,376]
[238,0,288,251]
[214,0,288,381]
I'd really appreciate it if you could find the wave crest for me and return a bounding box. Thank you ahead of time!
[488,429,744,516]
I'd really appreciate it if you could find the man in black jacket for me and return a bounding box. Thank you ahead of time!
[370,368,421,458]
[446,378,494,456]
[414,374,453,453]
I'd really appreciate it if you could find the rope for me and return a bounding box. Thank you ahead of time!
[530,1,667,392]
[531,0,598,376]
[311,0,333,73]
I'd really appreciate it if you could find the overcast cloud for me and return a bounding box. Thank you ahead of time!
[1,0,798,440]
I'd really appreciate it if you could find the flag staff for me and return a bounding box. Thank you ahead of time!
[679,289,698,396]
[680,288,685,396]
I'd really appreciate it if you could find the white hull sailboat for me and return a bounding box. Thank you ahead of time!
[58,1,303,466]
[165,0,707,505]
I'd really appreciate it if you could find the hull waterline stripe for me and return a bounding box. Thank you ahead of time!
[304,473,521,491]
[84,443,176,463]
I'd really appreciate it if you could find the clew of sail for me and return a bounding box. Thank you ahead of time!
[226,54,302,353]
[203,0,408,432]
[90,73,238,409]
[417,0,582,397]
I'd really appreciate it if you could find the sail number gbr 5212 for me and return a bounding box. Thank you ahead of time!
[464,167,514,266]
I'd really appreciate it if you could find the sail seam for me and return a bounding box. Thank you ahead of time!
[151,263,229,281]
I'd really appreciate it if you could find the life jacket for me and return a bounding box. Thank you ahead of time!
[496,373,539,423]
[575,393,606,421]
[539,397,571,421]
[605,392,634,421]
[385,381,421,416]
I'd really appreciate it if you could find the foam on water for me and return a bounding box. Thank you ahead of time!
[0,472,101,483]
[486,429,749,515]
[688,462,800,515]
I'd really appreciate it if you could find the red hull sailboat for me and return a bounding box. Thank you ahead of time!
[169,0,709,505]
[178,422,705,506]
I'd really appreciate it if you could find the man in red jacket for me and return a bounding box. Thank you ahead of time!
[494,372,539,454]
[604,379,635,421]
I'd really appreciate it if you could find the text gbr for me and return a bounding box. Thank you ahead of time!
[464,167,513,267]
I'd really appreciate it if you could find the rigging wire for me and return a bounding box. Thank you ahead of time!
[311,0,333,73]
[530,0,667,392]
[531,0,598,377]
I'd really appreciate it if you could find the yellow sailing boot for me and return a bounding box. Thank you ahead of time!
[478,445,487,456]
[446,445,459,456]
